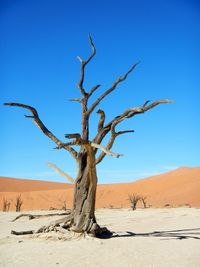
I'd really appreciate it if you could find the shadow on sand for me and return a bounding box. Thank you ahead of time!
[99,228,200,240]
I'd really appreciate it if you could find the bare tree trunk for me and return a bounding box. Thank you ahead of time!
[69,144,99,235]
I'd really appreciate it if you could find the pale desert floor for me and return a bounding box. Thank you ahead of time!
[0,208,200,267]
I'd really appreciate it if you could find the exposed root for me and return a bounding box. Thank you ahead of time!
[11,211,113,239]
[12,211,71,222]
[11,223,112,239]
[11,213,73,236]
[11,230,34,235]
[11,224,70,236]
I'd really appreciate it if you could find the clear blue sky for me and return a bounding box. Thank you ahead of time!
[1,0,199,183]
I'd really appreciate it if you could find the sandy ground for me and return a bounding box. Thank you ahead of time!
[0,208,200,267]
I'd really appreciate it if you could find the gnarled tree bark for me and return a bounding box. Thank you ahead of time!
[71,145,98,234]
[4,34,173,237]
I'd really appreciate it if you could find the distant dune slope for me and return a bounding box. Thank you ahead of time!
[0,167,199,210]
[0,177,72,192]
[97,167,200,208]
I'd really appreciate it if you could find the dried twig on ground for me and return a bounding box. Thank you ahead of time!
[12,211,71,222]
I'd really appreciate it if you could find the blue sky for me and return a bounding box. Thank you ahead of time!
[1,0,199,183]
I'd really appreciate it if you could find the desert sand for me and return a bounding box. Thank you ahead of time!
[0,167,200,211]
[0,167,200,266]
[0,208,200,267]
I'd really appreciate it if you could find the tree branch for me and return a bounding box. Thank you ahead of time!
[143,100,151,107]
[65,133,82,145]
[93,99,174,152]
[116,130,135,135]
[88,84,101,98]
[108,99,173,130]
[12,211,70,222]
[54,133,84,149]
[114,99,174,121]
[88,62,140,114]
[95,126,134,164]
[91,142,123,158]
[96,109,105,132]
[47,162,75,183]
[4,102,78,159]
[69,98,82,103]
[77,34,96,96]
[65,133,81,140]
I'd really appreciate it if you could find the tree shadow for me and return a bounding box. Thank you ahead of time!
[98,228,200,240]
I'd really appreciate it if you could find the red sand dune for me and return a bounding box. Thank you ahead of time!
[0,167,200,211]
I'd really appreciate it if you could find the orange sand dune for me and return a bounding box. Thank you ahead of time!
[0,176,72,192]
[0,167,200,210]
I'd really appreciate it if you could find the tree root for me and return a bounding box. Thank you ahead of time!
[11,225,69,236]
[11,211,113,238]
[11,230,34,235]
[12,211,71,222]
[11,213,72,236]
[11,226,113,239]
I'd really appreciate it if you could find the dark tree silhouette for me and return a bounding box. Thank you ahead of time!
[15,195,23,212]
[140,196,148,208]
[128,194,141,210]
[4,35,173,237]
[2,197,11,212]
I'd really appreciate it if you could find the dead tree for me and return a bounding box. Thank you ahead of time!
[128,194,141,210]
[2,198,11,212]
[61,200,67,211]
[4,35,173,237]
[15,195,23,212]
[140,196,148,208]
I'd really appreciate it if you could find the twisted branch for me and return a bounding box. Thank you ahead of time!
[4,103,78,159]
[96,109,105,132]
[93,99,174,150]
